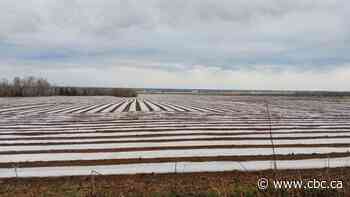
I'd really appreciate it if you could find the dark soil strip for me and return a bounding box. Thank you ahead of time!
[189,105,226,113]
[44,105,83,114]
[95,103,115,113]
[2,126,350,136]
[184,105,206,113]
[109,100,127,113]
[17,105,62,114]
[0,104,55,114]
[1,131,349,141]
[37,105,79,114]
[174,104,203,112]
[1,118,349,127]
[1,152,350,168]
[75,104,106,114]
[0,103,51,111]
[0,131,98,136]
[142,100,154,111]
[122,100,134,112]
[34,105,72,114]
[66,104,97,114]
[161,103,183,112]
[135,100,142,111]
[0,124,319,131]
[2,144,350,155]
[145,99,167,111]
[164,103,191,112]
[3,123,350,131]
[2,135,350,146]
[0,102,50,109]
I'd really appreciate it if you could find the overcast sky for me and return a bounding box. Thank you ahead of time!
[1,0,349,90]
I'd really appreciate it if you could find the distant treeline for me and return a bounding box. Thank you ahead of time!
[0,77,137,97]
[140,88,350,97]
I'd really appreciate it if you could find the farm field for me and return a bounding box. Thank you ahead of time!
[0,94,350,178]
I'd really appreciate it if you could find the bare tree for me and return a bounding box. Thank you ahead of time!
[0,76,137,97]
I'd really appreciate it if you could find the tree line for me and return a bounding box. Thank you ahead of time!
[0,77,137,97]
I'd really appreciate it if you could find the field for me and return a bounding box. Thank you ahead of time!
[1,168,349,197]
[0,94,350,179]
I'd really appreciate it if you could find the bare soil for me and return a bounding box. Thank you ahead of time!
[0,167,349,197]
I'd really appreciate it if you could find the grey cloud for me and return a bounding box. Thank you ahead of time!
[0,0,350,89]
